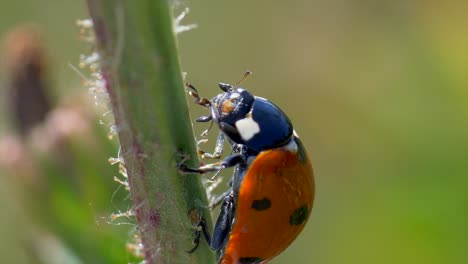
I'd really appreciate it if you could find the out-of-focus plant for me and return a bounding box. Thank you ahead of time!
[0,25,135,263]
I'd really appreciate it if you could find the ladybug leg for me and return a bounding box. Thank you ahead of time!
[185,83,211,108]
[187,196,234,253]
[185,83,216,137]
[209,189,231,210]
[199,120,215,139]
[187,188,234,253]
[178,153,243,175]
[199,132,225,159]
[187,217,212,253]
[219,122,239,137]
[196,115,213,123]
[187,225,201,253]
[211,193,234,250]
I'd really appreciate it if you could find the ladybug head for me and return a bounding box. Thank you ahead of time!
[210,85,255,125]
[210,84,256,145]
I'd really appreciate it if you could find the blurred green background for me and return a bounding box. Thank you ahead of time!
[0,0,466,264]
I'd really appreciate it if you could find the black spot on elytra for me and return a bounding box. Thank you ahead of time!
[239,257,264,263]
[290,205,309,225]
[251,198,271,211]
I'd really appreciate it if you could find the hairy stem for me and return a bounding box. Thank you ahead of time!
[86,1,215,263]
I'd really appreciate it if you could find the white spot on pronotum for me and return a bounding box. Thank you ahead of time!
[284,139,298,153]
[235,117,260,141]
[236,88,245,93]
[293,130,299,138]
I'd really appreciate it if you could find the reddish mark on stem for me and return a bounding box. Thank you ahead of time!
[91,17,108,49]
[148,210,161,228]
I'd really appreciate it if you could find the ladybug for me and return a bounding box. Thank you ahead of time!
[180,72,315,264]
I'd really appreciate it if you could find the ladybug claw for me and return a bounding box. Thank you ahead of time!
[177,163,197,174]
[187,242,199,254]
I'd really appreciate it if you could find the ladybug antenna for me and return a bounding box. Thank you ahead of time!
[235,70,252,87]
[218,71,252,92]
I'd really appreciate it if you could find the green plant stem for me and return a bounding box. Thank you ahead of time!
[86,1,214,263]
